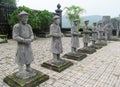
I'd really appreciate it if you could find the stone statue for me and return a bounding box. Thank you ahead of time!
[92,23,98,45]
[102,16,113,40]
[71,19,80,54]
[103,22,113,40]
[63,19,87,61]
[97,22,104,43]
[83,20,91,48]
[50,15,63,63]
[12,11,36,79]
[42,15,73,72]
[77,20,96,54]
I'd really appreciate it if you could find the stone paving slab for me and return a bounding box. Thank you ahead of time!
[0,37,120,87]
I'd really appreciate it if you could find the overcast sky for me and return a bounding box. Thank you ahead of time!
[17,0,120,18]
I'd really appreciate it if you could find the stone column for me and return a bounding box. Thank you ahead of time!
[55,3,62,29]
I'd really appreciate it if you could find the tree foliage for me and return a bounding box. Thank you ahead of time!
[8,6,41,29]
[37,10,53,32]
[64,5,85,27]
[0,0,16,6]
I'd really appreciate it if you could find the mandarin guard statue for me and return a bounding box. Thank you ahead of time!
[50,15,63,63]
[41,15,73,72]
[91,23,98,45]
[83,20,91,48]
[12,11,36,79]
[97,22,104,43]
[95,22,107,46]
[71,19,80,54]
[63,19,87,61]
[78,20,96,54]
[89,22,102,49]
[4,11,49,87]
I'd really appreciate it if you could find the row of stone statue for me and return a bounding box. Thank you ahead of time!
[63,16,112,60]
[3,11,112,87]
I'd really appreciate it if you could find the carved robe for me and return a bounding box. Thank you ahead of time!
[92,26,98,41]
[83,26,91,43]
[50,23,63,54]
[12,23,34,65]
[71,26,80,48]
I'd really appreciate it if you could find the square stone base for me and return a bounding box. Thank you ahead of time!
[108,38,120,41]
[63,52,87,61]
[41,59,73,72]
[89,44,103,49]
[78,47,96,54]
[3,69,49,87]
[96,41,107,46]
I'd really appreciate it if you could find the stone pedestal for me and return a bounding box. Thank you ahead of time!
[78,47,96,54]
[3,69,49,87]
[96,41,107,46]
[41,59,73,72]
[63,52,87,61]
[108,37,120,41]
[89,44,102,49]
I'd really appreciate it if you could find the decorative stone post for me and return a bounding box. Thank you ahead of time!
[55,3,62,29]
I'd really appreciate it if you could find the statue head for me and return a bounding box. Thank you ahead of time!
[84,20,89,26]
[73,19,79,26]
[53,15,60,25]
[18,10,29,25]
[93,22,97,26]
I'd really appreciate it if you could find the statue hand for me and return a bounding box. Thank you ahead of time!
[24,39,31,44]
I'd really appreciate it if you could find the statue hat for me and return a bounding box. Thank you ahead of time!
[73,19,79,22]
[53,15,60,20]
[18,10,29,16]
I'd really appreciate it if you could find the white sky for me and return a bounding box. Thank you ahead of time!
[17,0,120,18]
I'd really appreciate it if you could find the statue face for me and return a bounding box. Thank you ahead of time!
[74,21,79,26]
[85,21,89,25]
[93,23,97,26]
[20,15,28,24]
[54,18,60,25]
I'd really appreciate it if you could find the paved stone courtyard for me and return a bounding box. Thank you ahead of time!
[0,37,120,87]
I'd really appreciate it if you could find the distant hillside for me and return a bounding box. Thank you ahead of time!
[81,15,102,25]
[62,15,102,28]
[62,16,71,28]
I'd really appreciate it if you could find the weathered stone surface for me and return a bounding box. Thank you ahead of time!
[96,41,107,46]
[3,69,49,87]
[63,52,87,61]
[108,37,120,41]
[78,47,96,54]
[89,44,103,49]
[12,11,35,79]
[41,59,73,72]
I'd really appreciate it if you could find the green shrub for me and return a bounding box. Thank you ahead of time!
[8,6,41,30]
[37,10,53,32]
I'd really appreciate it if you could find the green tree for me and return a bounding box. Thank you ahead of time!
[37,10,53,32]
[64,5,85,27]
[8,6,41,30]
[0,0,16,6]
